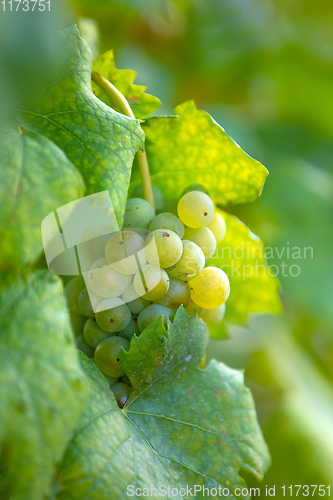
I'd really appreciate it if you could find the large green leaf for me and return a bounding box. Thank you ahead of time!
[130,100,268,204]
[0,128,84,268]
[15,26,144,226]
[92,49,161,119]
[57,308,270,499]
[0,271,88,500]
[207,210,282,330]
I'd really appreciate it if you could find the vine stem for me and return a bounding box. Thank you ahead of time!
[91,70,155,213]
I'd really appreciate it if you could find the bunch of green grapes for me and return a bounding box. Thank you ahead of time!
[64,187,230,408]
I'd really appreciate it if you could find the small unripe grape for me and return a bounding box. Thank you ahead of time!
[77,288,95,317]
[167,240,205,281]
[149,212,185,238]
[183,226,217,259]
[184,300,204,317]
[87,258,131,299]
[118,317,140,342]
[207,212,226,244]
[137,304,174,332]
[95,299,132,333]
[145,229,183,268]
[201,303,226,325]
[105,230,145,274]
[64,276,85,313]
[123,197,155,229]
[111,382,132,408]
[177,191,214,228]
[69,312,86,338]
[121,374,131,385]
[94,336,129,377]
[83,318,113,348]
[155,277,190,309]
[189,267,230,309]
[76,334,95,358]
[104,375,119,388]
[92,233,112,259]
[133,265,169,301]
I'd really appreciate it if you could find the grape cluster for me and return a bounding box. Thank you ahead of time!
[65,186,230,408]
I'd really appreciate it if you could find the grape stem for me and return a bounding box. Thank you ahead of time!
[91,71,155,213]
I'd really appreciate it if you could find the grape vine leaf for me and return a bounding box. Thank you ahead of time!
[92,49,161,119]
[207,209,282,330]
[15,26,144,226]
[0,271,88,500]
[56,308,270,499]
[130,100,268,204]
[0,128,85,268]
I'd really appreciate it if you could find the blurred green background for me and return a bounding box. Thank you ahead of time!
[3,0,331,495]
[68,0,333,495]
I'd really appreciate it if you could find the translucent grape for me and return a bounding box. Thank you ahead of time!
[207,212,226,244]
[155,277,190,309]
[133,265,169,300]
[201,303,226,325]
[105,230,145,274]
[111,382,132,408]
[94,336,129,377]
[64,276,85,313]
[177,191,214,228]
[149,212,185,238]
[137,304,174,332]
[76,334,94,358]
[122,283,150,314]
[184,300,203,317]
[83,317,113,348]
[92,233,112,259]
[183,226,217,259]
[167,240,205,281]
[87,258,131,299]
[123,197,155,229]
[95,299,132,333]
[135,185,165,212]
[189,267,230,309]
[118,317,140,342]
[145,229,182,268]
[77,288,95,317]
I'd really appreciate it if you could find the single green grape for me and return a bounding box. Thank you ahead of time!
[94,336,129,377]
[105,230,145,274]
[189,267,230,309]
[167,240,205,281]
[135,185,165,212]
[122,283,150,314]
[183,226,217,259]
[76,334,95,358]
[118,316,140,342]
[69,312,86,338]
[121,374,131,385]
[184,300,204,317]
[181,184,209,196]
[155,277,190,309]
[201,303,226,325]
[104,375,119,388]
[149,212,185,238]
[207,211,227,243]
[177,191,214,228]
[83,317,113,348]
[77,287,95,318]
[87,258,131,299]
[95,299,132,333]
[123,197,155,229]
[64,276,85,313]
[133,265,169,300]
[111,382,132,408]
[145,229,182,268]
[137,304,174,332]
